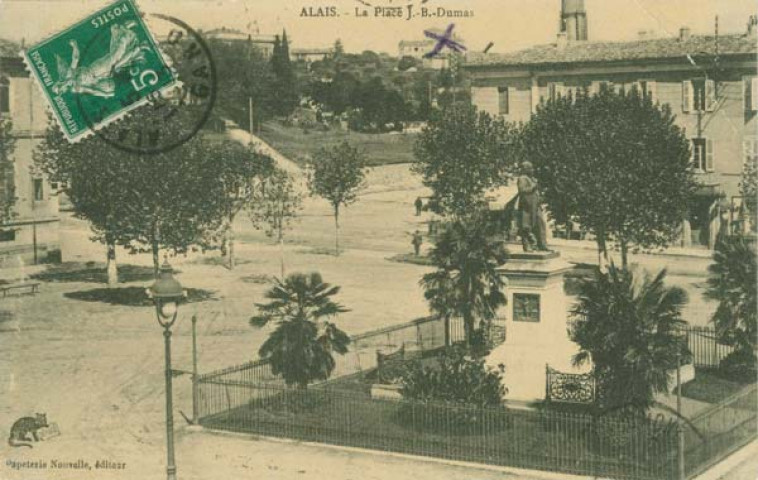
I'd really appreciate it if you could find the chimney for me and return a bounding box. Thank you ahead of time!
[560,0,588,42]
[679,26,691,41]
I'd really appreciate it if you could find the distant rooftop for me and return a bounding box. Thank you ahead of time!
[292,47,334,55]
[466,33,757,68]
[0,38,20,58]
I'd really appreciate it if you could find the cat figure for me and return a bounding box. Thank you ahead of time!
[8,413,48,448]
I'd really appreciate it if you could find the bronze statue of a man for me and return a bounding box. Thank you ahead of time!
[516,162,548,252]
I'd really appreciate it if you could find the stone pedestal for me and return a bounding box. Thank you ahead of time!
[486,251,589,404]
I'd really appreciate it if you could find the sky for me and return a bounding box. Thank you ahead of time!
[0,0,755,55]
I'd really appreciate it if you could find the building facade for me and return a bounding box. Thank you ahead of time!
[292,47,334,63]
[398,28,464,70]
[0,39,61,266]
[465,4,757,249]
[204,27,278,58]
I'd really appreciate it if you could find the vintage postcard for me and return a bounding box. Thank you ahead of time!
[0,1,756,479]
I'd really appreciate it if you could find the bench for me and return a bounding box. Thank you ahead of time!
[0,282,41,297]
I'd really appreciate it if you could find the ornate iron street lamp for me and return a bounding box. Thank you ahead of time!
[148,259,185,480]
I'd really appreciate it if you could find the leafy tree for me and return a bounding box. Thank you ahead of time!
[216,141,275,270]
[270,31,299,116]
[570,265,690,412]
[421,214,508,349]
[307,142,368,255]
[249,169,303,277]
[704,235,757,377]
[739,153,758,232]
[412,103,514,219]
[250,272,350,388]
[209,38,276,132]
[519,87,697,268]
[0,119,17,225]
[398,55,419,72]
[36,108,239,279]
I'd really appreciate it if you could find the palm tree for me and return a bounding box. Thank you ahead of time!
[421,214,508,350]
[570,265,690,412]
[704,235,757,373]
[250,272,350,388]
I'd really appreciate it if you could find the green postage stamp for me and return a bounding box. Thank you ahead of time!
[22,0,178,142]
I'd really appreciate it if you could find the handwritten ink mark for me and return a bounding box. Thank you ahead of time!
[423,24,466,58]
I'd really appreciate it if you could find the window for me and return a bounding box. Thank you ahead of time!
[744,76,758,112]
[589,81,613,96]
[683,79,715,112]
[0,230,15,242]
[634,80,657,103]
[33,178,44,201]
[547,82,564,102]
[0,77,8,114]
[497,86,509,115]
[691,138,714,172]
[513,293,540,322]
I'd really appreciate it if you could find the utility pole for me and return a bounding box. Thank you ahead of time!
[676,350,685,480]
[191,314,199,425]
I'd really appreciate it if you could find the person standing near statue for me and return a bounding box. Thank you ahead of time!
[516,161,548,252]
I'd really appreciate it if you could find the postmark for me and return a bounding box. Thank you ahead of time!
[78,14,217,154]
[22,0,178,144]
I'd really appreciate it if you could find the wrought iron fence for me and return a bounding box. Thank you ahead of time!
[197,381,678,480]
[680,325,736,368]
[545,365,596,404]
[683,384,758,478]
[199,316,468,385]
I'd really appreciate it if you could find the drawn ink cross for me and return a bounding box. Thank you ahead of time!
[423,24,466,58]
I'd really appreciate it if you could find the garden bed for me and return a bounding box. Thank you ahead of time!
[199,383,677,480]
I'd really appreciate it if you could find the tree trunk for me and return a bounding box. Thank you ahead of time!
[152,241,160,278]
[279,229,285,279]
[106,240,118,286]
[463,312,474,350]
[620,239,629,270]
[227,212,235,271]
[152,220,161,278]
[334,208,341,255]
[596,229,609,273]
[444,315,451,347]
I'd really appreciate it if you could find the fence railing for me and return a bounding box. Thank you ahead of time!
[197,381,678,480]
[684,384,758,478]
[194,319,753,480]
[681,326,736,368]
[200,316,467,385]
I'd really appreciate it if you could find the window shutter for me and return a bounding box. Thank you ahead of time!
[682,81,692,112]
[706,139,715,172]
[705,79,716,111]
[498,86,509,115]
[752,77,758,111]
[647,81,657,104]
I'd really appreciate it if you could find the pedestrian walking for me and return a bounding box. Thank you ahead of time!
[412,230,423,256]
[414,197,423,216]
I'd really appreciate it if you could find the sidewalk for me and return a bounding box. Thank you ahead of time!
[177,429,591,480]
[548,237,713,260]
